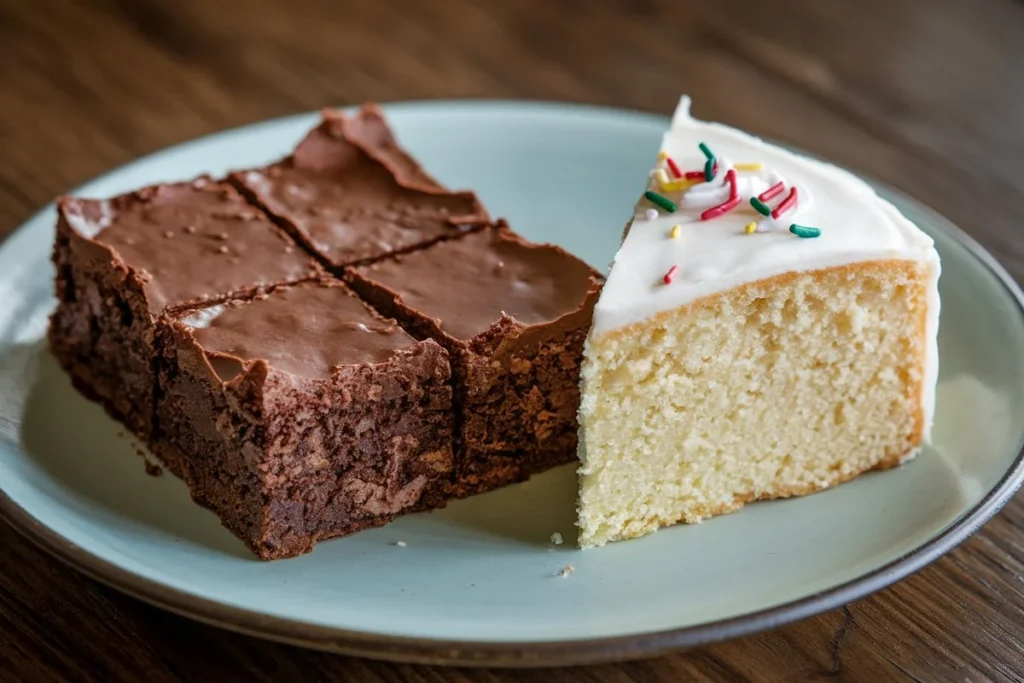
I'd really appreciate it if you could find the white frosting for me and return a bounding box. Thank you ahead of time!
[592,96,941,437]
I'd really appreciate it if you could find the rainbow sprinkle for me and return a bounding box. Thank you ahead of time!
[701,197,741,221]
[750,197,772,216]
[758,181,785,202]
[655,168,671,188]
[644,190,677,212]
[670,224,681,239]
[698,142,714,160]
[789,224,821,238]
[666,156,683,179]
[735,163,764,172]
[745,222,757,234]
[704,158,716,181]
[663,265,679,284]
[771,187,799,219]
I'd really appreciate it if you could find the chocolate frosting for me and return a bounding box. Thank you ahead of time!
[58,178,319,313]
[183,280,416,381]
[231,105,489,266]
[353,225,602,342]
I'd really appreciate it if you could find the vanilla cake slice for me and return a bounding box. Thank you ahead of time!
[576,97,941,548]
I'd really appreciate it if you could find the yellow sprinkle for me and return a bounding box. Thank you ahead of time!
[745,222,757,234]
[655,169,671,191]
[660,178,701,192]
[658,151,668,161]
[670,224,681,239]
[735,163,764,172]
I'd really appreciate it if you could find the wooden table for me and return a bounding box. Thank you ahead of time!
[2,0,1023,680]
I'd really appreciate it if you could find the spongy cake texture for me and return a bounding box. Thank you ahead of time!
[577,260,932,547]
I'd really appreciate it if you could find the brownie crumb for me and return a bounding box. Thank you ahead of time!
[555,565,575,578]
[145,461,163,477]
[550,532,563,545]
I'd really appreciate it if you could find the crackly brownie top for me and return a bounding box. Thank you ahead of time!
[180,280,417,381]
[231,104,489,267]
[59,178,319,314]
[352,225,602,342]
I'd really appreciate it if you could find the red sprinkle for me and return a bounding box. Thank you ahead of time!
[666,157,683,179]
[663,265,679,284]
[685,162,719,180]
[726,169,738,200]
[771,187,799,219]
[758,181,785,202]
[701,196,741,221]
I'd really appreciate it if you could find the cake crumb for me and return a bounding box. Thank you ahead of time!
[555,565,575,578]
[393,540,407,547]
[144,461,163,477]
[549,532,563,545]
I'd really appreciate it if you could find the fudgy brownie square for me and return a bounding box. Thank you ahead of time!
[155,279,453,560]
[346,223,603,497]
[230,104,490,268]
[48,177,321,438]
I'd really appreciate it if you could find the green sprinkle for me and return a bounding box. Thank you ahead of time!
[789,224,821,238]
[644,190,677,212]
[704,158,715,181]
[750,197,771,216]
[698,142,714,160]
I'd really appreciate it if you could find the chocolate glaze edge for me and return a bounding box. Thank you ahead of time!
[344,220,605,354]
[165,278,451,386]
[55,181,325,316]
[227,104,491,271]
[229,171,489,274]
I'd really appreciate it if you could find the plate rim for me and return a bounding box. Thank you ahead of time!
[2,99,1024,668]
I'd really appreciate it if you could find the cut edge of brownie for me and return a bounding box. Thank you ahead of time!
[152,278,455,560]
[48,178,324,443]
[344,221,604,498]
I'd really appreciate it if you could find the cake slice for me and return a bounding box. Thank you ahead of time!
[231,105,490,268]
[577,97,941,548]
[156,279,453,559]
[346,224,603,497]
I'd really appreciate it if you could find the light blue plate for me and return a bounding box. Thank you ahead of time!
[1,101,1023,667]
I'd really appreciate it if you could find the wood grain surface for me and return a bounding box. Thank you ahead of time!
[3,0,1024,680]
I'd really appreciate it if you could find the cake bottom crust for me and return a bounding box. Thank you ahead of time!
[600,444,914,546]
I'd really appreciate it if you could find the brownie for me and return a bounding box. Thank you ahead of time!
[346,224,603,497]
[155,279,453,559]
[230,104,490,268]
[48,177,321,438]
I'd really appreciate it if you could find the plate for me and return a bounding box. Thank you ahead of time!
[2,101,1024,667]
